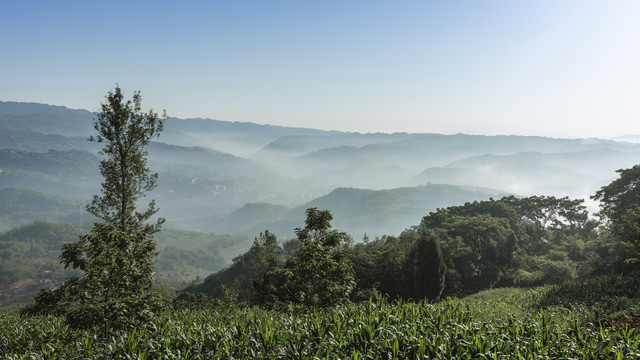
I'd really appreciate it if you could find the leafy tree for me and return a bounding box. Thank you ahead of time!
[347,230,421,301]
[245,230,283,306]
[438,214,517,294]
[405,229,446,302]
[276,208,355,308]
[27,87,165,335]
[593,165,640,269]
[61,224,157,335]
[376,230,418,299]
[87,86,165,232]
[420,194,602,294]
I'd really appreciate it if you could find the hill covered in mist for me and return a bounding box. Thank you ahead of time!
[2,100,640,310]
[2,100,639,238]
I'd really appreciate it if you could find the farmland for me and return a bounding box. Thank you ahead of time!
[2,274,639,359]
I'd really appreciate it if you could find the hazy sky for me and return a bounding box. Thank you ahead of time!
[2,1,639,138]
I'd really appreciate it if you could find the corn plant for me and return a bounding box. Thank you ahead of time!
[2,288,640,359]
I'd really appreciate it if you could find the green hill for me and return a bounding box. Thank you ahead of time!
[0,221,251,311]
[0,188,88,232]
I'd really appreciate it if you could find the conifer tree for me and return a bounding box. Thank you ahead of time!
[406,229,446,302]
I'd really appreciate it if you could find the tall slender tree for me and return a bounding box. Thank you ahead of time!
[405,229,446,302]
[28,86,165,335]
[87,86,165,233]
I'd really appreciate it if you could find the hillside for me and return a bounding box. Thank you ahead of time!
[0,221,249,311]
[215,184,507,239]
[2,100,640,303]
[411,148,640,197]
[4,100,640,237]
[0,188,88,232]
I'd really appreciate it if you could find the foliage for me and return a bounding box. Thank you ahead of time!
[268,208,355,308]
[0,221,239,311]
[347,230,417,300]
[86,86,165,232]
[243,230,283,306]
[28,224,160,336]
[419,195,601,296]
[592,165,640,229]
[593,164,640,269]
[405,229,446,302]
[4,282,640,359]
[183,208,356,309]
[0,222,83,311]
[26,87,165,335]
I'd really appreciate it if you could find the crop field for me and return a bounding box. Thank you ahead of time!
[2,275,640,360]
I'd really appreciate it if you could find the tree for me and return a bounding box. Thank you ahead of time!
[424,213,517,295]
[60,224,157,335]
[592,165,640,269]
[276,208,355,308]
[87,86,165,233]
[405,229,446,302]
[28,87,165,335]
[246,230,283,306]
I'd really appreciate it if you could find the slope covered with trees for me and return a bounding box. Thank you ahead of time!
[183,189,615,307]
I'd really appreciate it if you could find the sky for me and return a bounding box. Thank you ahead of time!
[1,1,640,139]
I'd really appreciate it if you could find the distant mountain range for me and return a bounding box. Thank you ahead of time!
[2,100,639,240]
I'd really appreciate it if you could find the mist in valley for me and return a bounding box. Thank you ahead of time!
[2,101,639,240]
[2,99,640,310]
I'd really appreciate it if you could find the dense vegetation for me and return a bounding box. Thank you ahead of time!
[184,194,608,306]
[3,274,640,358]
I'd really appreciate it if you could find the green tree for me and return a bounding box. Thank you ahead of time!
[60,224,157,335]
[277,208,355,308]
[426,214,517,295]
[405,229,446,302]
[246,230,283,306]
[593,165,640,269]
[27,87,165,335]
[87,86,165,232]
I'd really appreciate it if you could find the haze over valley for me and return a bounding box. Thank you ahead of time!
[3,100,639,242]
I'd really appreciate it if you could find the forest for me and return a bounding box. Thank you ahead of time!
[2,96,640,358]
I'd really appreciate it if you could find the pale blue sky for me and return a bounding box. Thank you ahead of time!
[1,1,639,138]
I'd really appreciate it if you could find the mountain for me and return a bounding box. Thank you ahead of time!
[216,184,508,240]
[2,100,640,236]
[0,101,325,158]
[0,149,100,200]
[162,117,328,158]
[0,188,88,232]
[0,141,326,233]
[410,148,640,199]
[610,135,640,143]
[3,99,640,310]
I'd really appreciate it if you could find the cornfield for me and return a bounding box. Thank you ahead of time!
[2,289,639,359]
